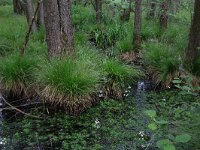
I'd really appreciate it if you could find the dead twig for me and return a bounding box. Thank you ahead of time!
[1,96,42,119]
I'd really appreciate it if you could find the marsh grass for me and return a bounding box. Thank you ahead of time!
[0,53,38,95]
[101,58,143,99]
[144,42,180,86]
[38,56,101,115]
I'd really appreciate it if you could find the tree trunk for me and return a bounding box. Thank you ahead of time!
[147,0,156,19]
[120,0,132,22]
[43,0,75,58]
[159,0,169,29]
[186,0,200,63]
[58,0,75,55]
[44,0,62,57]
[37,1,45,27]
[133,0,142,50]
[95,0,102,24]
[25,0,38,32]
[13,0,24,14]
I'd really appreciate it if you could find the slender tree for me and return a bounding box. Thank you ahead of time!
[120,0,132,22]
[95,0,102,23]
[147,0,156,19]
[37,1,45,27]
[133,0,142,50]
[13,0,24,14]
[44,0,75,57]
[24,0,38,32]
[159,0,169,29]
[186,0,200,63]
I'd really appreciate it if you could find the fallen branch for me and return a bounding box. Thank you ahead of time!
[1,96,42,119]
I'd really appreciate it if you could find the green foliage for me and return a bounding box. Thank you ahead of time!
[0,53,38,91]
[0,7,26,50]
[0,0,12,5]
[144,42,180,85]
[72,5,95,29]
[145,108,191,150]
[38,57,100,95]
[156,139,176,150]
[161,24,188,45]
[141,20,161,40]
[175,134,191,143]
[91,24,123,49]
[116,38,133,53]
[172,76,200,96]
[102,58,143,85]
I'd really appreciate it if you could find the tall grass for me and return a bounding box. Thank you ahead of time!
[0,53,38,94]
[101,58,143,99]
[144,42,180,86]
[37,52,101,114]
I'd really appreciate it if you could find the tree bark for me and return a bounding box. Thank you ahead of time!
[44,0,62,57]
[95,0,102,24]
[24,0,38,32]
[159,0,169,29]
[37,1,45,27]
[58,0,75,55]
[13,0,23,14]
[147,0,156,19]
[120,0,132,22]
[133,0,142,50]
[186,0,200,63]
[43,0,75,58]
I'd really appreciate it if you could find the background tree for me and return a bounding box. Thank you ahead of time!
[159,0,169,29]
[133,0,142,49]
[186,0,200,63]
[13,0,24,14]
[147,0,156,19]
[24,0,38,32]
[37,0,44,27]
[95,0,102,23]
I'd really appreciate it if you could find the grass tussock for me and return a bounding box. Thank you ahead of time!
[102,58,143,99]
[144,42,180,87]
[0,53,38,95]
[38,57,100,115]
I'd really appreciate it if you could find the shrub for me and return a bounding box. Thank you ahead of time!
[0,53,38,95]
[144,42,180,86]
[38,57,101,115]
[101,58,143,99]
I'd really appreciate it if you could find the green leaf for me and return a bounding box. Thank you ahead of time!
[156,120,168,125]
[156,139,171,149]
[181,86,191,91]
[148,123,157,131]
[144,110,156,118]
[164,144,176,150]
[175,134,191,143]
[172,79,182,84]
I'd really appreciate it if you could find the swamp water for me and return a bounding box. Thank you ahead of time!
[0,81,155,150]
